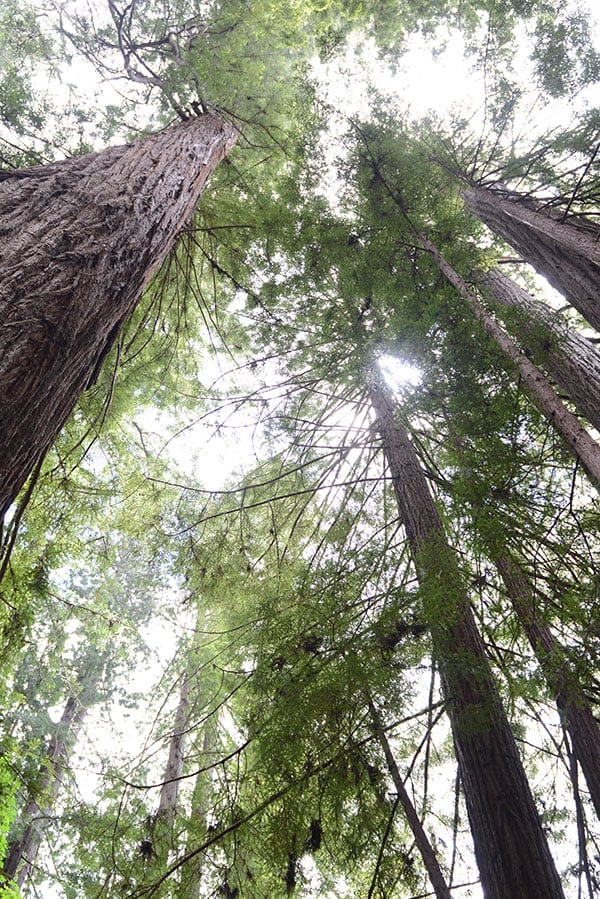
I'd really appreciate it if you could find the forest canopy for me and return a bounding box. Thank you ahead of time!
[1,1,600,897]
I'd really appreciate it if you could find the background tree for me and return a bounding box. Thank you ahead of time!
[477,267,600,432]
[2,1,600,896]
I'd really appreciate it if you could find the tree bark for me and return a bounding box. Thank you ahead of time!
[179,719,219,899]
[462,184,600,331]
[156,613,219,896]
[158,675,192,819]
[366,696,452,899]
[495,552,600,823]
[3,694,87,888]
[0,113,237,517]
[369,377,565,899]
[418,233,600,488]
[478,267,600,433]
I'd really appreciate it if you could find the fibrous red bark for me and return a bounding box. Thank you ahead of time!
[463,185,600,331]
[479,268,600,433]
[417,233,600,488]
[370,378,564,899]
[0,113,237,517]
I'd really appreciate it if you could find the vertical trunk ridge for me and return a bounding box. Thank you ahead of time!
[0,114,237,516]
[370,377,565,899]
[463,185,600,332]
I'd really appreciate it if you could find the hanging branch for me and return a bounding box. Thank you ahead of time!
[366,694,452,899]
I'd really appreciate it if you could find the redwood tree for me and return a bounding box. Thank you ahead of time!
[369,376,565,899]
[4,692,88,888]
[462,184,600,331]
[494,552,600,823]
[0,113,236,517]
[478,267,600,432]
[157,676,191,823]
[417,232,600,488]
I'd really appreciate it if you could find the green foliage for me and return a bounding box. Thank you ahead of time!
[3,0,600,895]
[0,756,18,875]
[0,881,21,899]
[532,2,600,97]
[0,0,51,164]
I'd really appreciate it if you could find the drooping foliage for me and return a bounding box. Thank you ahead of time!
[2,1,600,897]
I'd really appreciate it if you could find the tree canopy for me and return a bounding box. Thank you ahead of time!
[2,1,600,897]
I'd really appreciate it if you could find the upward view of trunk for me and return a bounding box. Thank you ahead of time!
[418,233,600,487]
[478,268,600,432]
[495,553,600,823]
[462,185,600,331]
[152,609,221,897]
[369,378,564,899]
[147,671,194,880]
[158,674,192,820]
[179,718,219,899]
[3,693,87,888]
[0,113,237,517]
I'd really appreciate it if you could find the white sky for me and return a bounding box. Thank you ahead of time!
[15,5,600,896]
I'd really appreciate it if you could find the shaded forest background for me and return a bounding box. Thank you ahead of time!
[1,0,600,896]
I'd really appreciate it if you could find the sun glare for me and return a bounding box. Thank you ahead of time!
[379,354,422,392]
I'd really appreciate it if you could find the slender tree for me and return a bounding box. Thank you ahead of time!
[493,552,600,822]
[0,112,236,517]
[151,610,219,890]
[417,232,600,486]
[145,670,193,894]
[477,267,600,432]
[157,675,191,823]
[178,721,219,899]
[462,184,600,331]
[3,691,88,888]
[369,375,565,899]
[366,695,452,899]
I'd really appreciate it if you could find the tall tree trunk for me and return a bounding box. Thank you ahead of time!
[369,377,565,899]
[179,718,219,899]
[478,267,600,431]
[366,695,452,899]
[462,184,600,331]
[147,672,194,882]
[154,610,220,896]
[0,113,237,517]
[418,233,600,487]
[158,674,192,820]
[495,552,600,823]
[3,694,87,888]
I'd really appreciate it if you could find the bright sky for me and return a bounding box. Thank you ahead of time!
[19,5,600,896]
